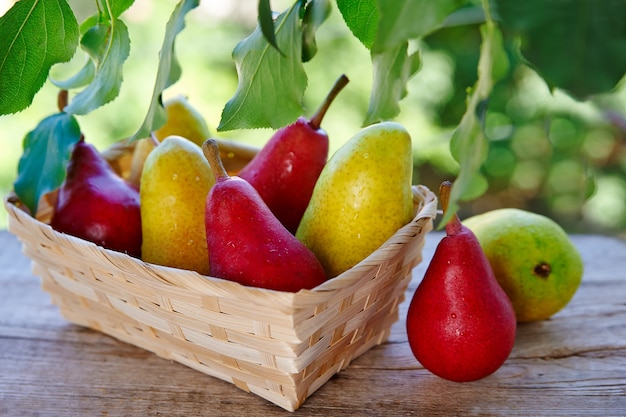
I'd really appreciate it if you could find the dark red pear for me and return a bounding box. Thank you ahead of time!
[406,181,516,382]
[50,137,142,258]
[202,139,327,292]
[238,75,349,233]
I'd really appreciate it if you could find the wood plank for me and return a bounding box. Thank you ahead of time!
[2,230,626,416]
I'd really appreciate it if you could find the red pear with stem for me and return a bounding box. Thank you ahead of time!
[51,136,142,258]
[203,139,327,292]
[238,75,349,233]
[405,181,516,382]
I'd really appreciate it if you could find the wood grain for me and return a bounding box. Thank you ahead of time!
[1,230,625,416]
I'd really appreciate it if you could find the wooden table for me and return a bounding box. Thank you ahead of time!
[1,229,625,416]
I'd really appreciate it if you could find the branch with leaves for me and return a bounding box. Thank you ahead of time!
[1,0,625,218]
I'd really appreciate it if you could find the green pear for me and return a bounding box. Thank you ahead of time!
[140,135,214,275]
[464,208,583,322]
[296,121,414,278]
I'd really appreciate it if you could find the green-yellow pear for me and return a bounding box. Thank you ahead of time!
[464,208,583,322]
[140,135,214,275]
[296,121,414,278]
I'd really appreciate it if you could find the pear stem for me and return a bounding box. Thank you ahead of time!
[202,139,229,182]
[439,181,452,214]
[308,74,350,130]
[57,90,68,112]
[439,181,463,235]
[149,132,160,147]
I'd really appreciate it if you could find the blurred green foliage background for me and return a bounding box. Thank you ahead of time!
[1,0,625,236]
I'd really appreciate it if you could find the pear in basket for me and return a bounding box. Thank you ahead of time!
[238,75,349,234]
[296,121,414,278]
[140,136,215,275]
[50,137,142,258]
[128,95,211,188]
[202,139,327,292]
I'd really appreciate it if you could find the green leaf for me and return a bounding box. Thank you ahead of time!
[336,0,379,49]
[63,19,130,115]
[352,0,464,126]
[364,43,420,125]
[50,12,100,91]
[218,2,307,131]
[80,13,100,34]
[373,0,465,51]
[99,0,135,20]
[441,5,486,28]
[302,0,332,62]
[130,0,200,142]
[258,0,283,55]
[584,165,597,201]
[50,60,96,90]
[442,20,508,227]
[13,113,82,216]
[495,0,626,99]
[0,0,79,115]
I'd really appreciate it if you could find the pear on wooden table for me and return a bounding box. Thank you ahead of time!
[406,182,517,382]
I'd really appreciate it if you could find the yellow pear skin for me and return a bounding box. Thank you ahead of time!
[128,138,156,188]
[296,121,414,278]
[140,136,215,274]
[128,96,211,188]
[155,95,211,146]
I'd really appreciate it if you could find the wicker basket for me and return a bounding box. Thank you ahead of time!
[3,138,437,411]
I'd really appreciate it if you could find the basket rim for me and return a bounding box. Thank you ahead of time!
[3,184,436,305]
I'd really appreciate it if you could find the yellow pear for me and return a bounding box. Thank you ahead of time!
[128,138,156,188]
[140,135,214,274]
[155,95,211,146]
[296,121,414,278]
[128,96,211,188]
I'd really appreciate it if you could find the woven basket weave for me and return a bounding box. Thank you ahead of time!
[4,138,437,411]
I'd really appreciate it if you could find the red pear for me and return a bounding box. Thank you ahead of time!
[406,181,516,382]
[50,137,142,258]
[202,139,327,292]
[238,75,349,233]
